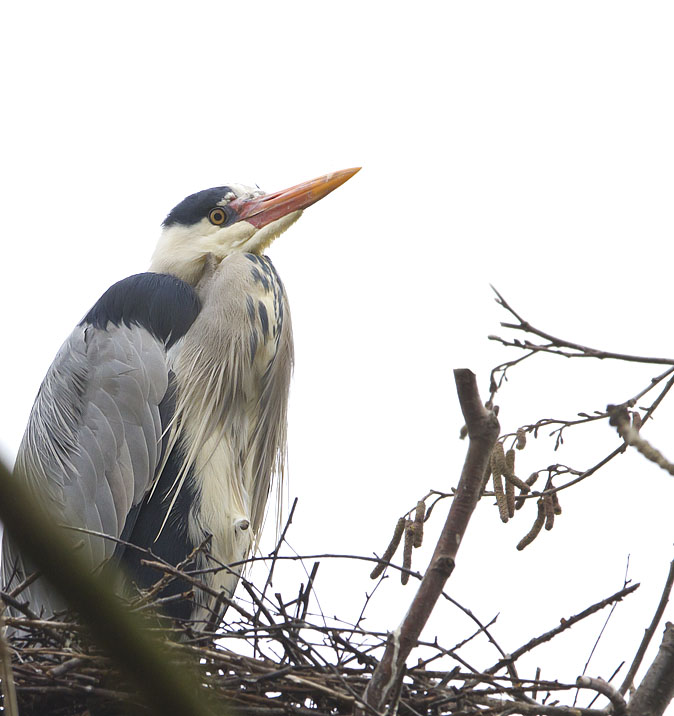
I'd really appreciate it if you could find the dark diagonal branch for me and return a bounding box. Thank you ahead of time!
[485,583,639,676]
[357,369,500,715]
[628,622,674,716]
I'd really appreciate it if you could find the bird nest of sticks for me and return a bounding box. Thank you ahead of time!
[1,524,640,716]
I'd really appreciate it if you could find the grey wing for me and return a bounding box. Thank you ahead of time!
[1,322,170,615]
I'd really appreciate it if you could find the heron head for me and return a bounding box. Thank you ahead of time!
[150,168,360,285]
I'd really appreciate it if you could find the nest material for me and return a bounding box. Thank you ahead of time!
[0,548,630,716]
[1,610,575,716]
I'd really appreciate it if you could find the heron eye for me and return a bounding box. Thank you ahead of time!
[208,207,227,225]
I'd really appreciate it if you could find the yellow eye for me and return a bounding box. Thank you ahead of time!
[208,207,227,225]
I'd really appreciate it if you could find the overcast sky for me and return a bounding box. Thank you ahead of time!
[2,2,674,710]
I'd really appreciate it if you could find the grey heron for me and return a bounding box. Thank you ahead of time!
[1,167,359,627]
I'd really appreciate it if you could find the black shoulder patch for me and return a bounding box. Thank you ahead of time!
[162,187,234,227]
[81,273,201,348]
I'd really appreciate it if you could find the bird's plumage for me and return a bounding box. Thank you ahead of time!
[2,273,200,617]
[1,168,358,630]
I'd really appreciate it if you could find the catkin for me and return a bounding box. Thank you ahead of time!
[412,501,425,548]
[516,428,527,450]
[504,448,530,491]
[505,448,516,476]
[552,491,562,516]
[516,499,545,550]
[492,441,507,477]
[505,471,515,518]
[516,472,540,510]
[401,520,414,585]
[491,443,510,522]
[370,517,405,579]
[492,475,510,523]
[543,494,555,531]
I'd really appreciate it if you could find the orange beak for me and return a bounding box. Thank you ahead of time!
[228,167,361,228]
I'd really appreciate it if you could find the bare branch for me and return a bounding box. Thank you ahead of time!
[576,676,627,715]
[358,369,499,715]
[628,622,674,716]
[490,287,674,366]
[486,583,639,675]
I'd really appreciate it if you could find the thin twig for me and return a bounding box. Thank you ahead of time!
[620,558,674,696]
[487,583,639,675]
[490,286,674,366]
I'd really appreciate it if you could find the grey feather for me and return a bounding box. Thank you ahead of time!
[1,323,171,616]
[163,252,293,618]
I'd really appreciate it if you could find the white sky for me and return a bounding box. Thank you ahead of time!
[2,1,674,710]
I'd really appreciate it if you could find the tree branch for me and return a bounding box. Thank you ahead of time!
[490,287,674,366]
[628,622,674,716]
[576,675,627,715]
[357,369,499,715]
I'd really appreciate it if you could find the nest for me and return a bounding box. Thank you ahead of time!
[0,537,635,716]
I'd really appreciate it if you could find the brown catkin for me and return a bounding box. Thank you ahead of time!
[492,441,507,477]
[401,520,414,585]
[506,472,531,491]
[504,449,530,492]
[552,491,562,516]
[543,494,555,531]
[516,472,540,510]
[491,443,509,522]
[516,428,527,450]
[370,517,405,579]
[505,472,515,518]
[517,499,545,550]
[412,501,425,548]
[505,448,516,476]
[492,474,509,523]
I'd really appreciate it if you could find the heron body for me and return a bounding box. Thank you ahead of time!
[1,168,359,627]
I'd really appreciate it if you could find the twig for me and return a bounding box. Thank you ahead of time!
[577,558,631,694]
[620,559,674,696]
[260,498,298,608]
[490,286,674,366]
[487,583,639,674]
